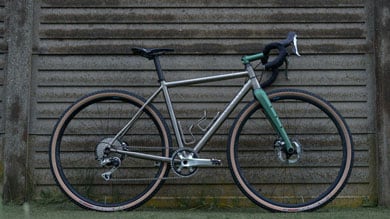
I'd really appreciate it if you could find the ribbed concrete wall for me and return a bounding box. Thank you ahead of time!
[2,0,383,207]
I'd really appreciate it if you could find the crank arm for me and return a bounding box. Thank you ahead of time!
[181,158,222,167]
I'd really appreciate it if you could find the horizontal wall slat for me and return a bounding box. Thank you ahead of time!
[40,23,366,39]
[34,184,370,200]
[31,133,372,152]
[37,152,352,169]
[34,149,370,170]
[35,102,368,120]
[36,70,367,86]
[41,0,365,8]
[34,166,369,186]
[37,55,367,71]
[38,39,369,55]
[41,8,366,24]
[31,116,369,135]
[32,100,370,136]
[35,86,367,103]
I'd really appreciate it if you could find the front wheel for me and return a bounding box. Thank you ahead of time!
[49,90,172,211]
[228,89,353,212]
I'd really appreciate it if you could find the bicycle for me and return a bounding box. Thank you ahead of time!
[49,32,354,212]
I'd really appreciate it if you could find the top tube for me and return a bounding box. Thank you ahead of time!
[164,71,248,87]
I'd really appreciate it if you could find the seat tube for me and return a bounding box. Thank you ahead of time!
[161,82,185,148]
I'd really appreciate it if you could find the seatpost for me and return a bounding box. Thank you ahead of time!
[153,56,166,82]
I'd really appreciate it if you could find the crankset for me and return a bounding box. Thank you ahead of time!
[171,148,221,177]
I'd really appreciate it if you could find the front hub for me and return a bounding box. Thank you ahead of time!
[274,139,302,164]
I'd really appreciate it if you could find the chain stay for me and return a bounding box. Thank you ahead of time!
[101,146,221,181]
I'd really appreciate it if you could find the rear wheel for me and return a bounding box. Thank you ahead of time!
[228,89,353,212]
[49,90,171,211]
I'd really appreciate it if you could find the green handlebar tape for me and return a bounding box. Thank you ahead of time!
[241,53,264,64]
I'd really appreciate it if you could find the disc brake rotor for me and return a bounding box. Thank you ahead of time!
[274,140,302,164]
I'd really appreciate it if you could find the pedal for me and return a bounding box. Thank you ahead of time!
[211,158,222,166]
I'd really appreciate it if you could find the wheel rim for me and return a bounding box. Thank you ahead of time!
[50,91,170,210]
[229,90,353,212]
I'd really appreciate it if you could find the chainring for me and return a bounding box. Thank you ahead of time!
[171,148,199,177]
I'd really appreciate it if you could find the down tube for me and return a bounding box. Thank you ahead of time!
[193,80,253,153]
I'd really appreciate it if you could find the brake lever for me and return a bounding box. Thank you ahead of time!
[292,34,301,57]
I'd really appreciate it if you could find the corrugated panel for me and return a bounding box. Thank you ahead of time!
[32,0,372,205]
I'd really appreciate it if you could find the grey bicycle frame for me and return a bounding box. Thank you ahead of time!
[164,69,256,152]
[110,64,291,162]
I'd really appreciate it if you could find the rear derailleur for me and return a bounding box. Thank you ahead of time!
[95,138,128,181]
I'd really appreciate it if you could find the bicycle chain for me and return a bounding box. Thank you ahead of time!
[107,146,193,182]
[109,175,190,182]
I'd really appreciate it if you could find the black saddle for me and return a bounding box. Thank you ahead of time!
[132,47,174,60]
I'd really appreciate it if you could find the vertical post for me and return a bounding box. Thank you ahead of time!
[2,0,33,203]
[375,0,390,207]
